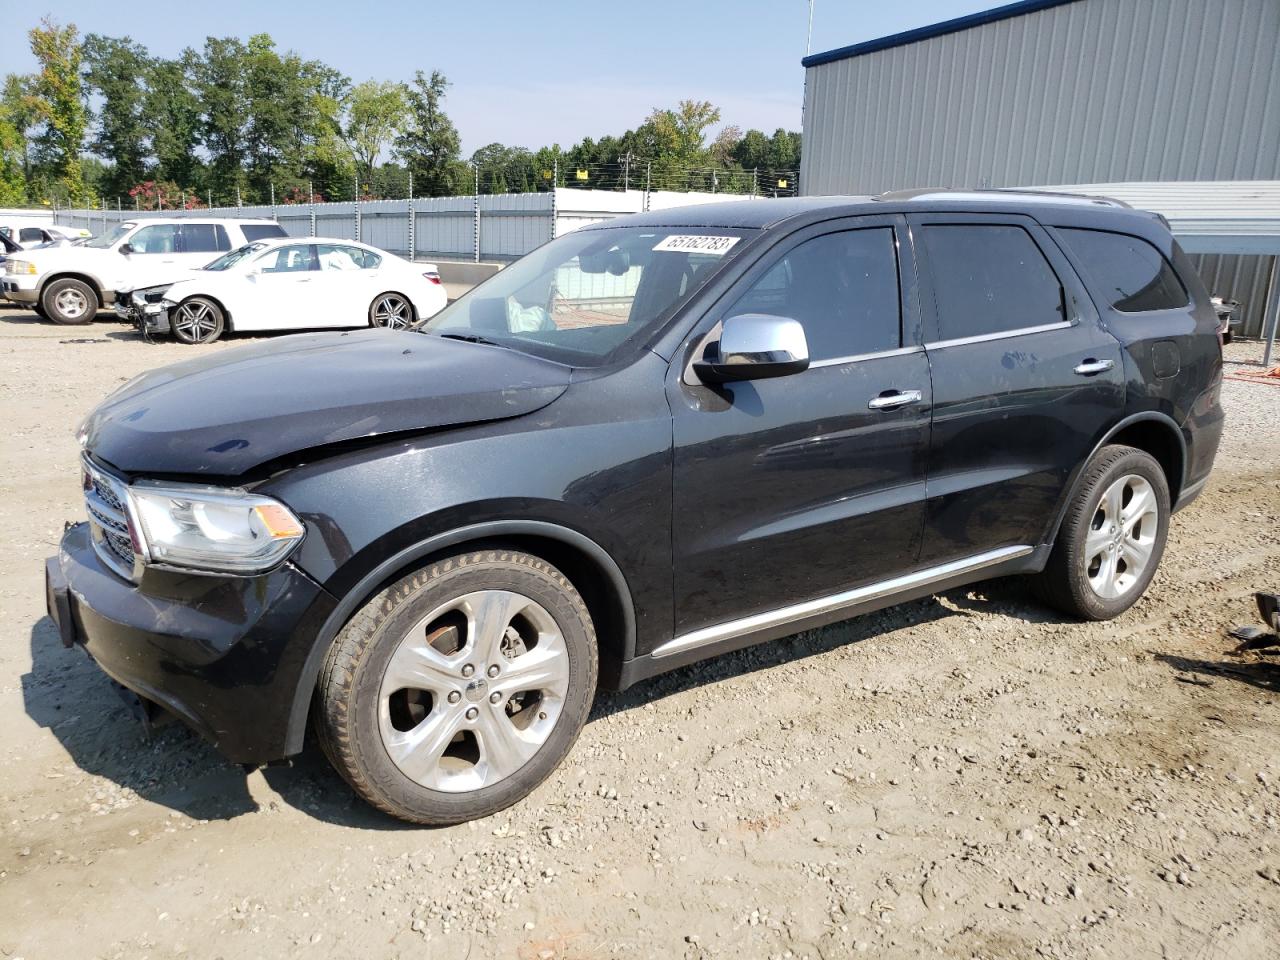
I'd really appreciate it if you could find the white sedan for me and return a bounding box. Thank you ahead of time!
[117,237,447,344]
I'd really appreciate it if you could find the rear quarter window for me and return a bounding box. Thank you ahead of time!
[1056,227,1188,312]
[241,224,288,242]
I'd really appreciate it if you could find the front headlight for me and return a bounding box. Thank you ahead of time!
[127,481,305,575]
[6,259,36,275]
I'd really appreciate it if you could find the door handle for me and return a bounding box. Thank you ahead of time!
[868,389,923,411]
[1073,358,1115,376]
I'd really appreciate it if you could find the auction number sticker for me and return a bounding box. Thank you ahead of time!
[652,235,741,255]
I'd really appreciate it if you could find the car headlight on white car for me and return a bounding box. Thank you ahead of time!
[6,259,36,275]
[127,481,306,574]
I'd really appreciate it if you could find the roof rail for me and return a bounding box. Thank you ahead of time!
[876,187,1131,208]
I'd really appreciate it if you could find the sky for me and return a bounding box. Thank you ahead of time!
[1,0,997,154]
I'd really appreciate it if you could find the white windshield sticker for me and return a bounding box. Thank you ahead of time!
[652,235,740,255]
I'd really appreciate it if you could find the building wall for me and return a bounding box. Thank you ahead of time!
[800,0,1280,335]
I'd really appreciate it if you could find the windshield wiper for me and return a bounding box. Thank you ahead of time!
[437,332,507,348]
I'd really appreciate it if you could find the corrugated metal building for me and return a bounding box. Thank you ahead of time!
[799,0,1280,336]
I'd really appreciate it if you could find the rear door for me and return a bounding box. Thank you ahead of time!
[910,214,1124,564]
[668,215,932,635]
[175,223,231,270]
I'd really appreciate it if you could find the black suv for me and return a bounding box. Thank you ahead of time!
[46,191,1224,824]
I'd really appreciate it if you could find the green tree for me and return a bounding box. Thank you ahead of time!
[143,57,203,190]
[343,80,407,193]
[0,75,36,202]
[394,70,465,197]
[189,37,249,200]
[82,34,150,196]
[26,17,87,201]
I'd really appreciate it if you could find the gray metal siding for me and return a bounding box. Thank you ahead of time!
[802,0,1280,194]
[800,0,1280,335]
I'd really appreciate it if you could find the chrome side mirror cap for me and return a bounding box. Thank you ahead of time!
[694,313,810,384]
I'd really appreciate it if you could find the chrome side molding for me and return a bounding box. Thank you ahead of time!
[652,545,1034,659]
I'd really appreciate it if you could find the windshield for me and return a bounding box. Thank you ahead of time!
[84,224,134,249]
[203,242,269,271]
[418,226,754,365]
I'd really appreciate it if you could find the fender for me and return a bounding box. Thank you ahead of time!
[282,519,636,755]
[1041,411,1187,550]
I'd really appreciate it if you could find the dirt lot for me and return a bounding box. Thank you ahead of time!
[0,307,1277,960]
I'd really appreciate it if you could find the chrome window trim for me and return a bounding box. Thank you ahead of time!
[652,545,1033,659]
[925,320,1073,351]
[807,344,923,368]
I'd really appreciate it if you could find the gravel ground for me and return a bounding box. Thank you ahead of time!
[0,308,1277,960]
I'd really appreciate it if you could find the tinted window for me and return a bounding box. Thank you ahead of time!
[241,223,288,242]
[259,245,315,273]
[19,227,44,243]
[178,224,223,253]
[1056,228,1187,312]
[727,228,900,361]
[317,243,380,270]
[922,224,1065,339]
[129,224,179,254]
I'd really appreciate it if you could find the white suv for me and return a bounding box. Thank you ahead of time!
[1,218,287,324]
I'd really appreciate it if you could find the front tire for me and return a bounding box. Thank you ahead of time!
[41,278,96,325]
[316,549,598,825]
[1034,444,1170,620]
[171,297,225,344]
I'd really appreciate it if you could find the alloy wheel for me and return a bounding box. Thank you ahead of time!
[377,589,570,793]
[173,301,219,342]
[372,294,411,329]
[54,287,89,320]
[1084,473,1159,599]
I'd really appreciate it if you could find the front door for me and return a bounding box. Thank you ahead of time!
[909,213,1125,564]
[241,243,320,328]
[668,216,932,637]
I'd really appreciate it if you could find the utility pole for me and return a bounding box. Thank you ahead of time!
[270,182,276,221]
[309,181,316,237]
[644,161,652,212]
[620,152,631,192]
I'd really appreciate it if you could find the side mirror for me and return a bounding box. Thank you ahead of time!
[118,243,134,255]
[694,314,810,384]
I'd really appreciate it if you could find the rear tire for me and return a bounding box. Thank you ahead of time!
[41,278,96,325]
[171,296,225,344]
[316,549,598,825]
[369,292,413,329]
[1033,444,1169,620]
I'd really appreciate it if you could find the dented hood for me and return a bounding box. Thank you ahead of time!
[82,329,570,476]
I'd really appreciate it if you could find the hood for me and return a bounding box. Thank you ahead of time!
[82,330,571,476]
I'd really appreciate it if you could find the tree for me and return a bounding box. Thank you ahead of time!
[143,57,203,189]
[394,70,465,197]
[0,75,36,202]
[189,37,249,200]
[26,17,87,201]
[82,34,150,196]
[343,80,407,192]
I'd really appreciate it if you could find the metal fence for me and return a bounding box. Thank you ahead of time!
[47,187,755,263]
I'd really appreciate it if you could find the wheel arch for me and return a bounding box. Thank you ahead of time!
[40,272,105,307]
[370,290,418,326]
[174,292,233,332]
[283,519,636,756]
[1043,412,1186,549]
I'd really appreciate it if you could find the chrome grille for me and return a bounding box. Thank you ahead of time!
[82,457,140,580]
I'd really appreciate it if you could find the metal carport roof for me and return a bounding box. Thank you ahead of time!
[1036,180,1280,364]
